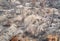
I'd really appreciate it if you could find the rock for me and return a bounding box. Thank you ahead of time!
[13,15,23,22]
[25,3,31,7]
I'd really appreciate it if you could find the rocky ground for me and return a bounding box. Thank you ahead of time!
[0,0,60,41]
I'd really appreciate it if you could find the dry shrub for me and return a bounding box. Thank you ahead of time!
[47,35,58,41]
[10,34,37,41]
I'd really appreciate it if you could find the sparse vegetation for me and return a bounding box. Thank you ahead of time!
[0,0,60,41]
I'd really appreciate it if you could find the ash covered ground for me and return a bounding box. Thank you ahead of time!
[0,0,60,41]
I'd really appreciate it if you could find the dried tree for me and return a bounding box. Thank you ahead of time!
[40,0,46,8]
[31,0,36,7]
